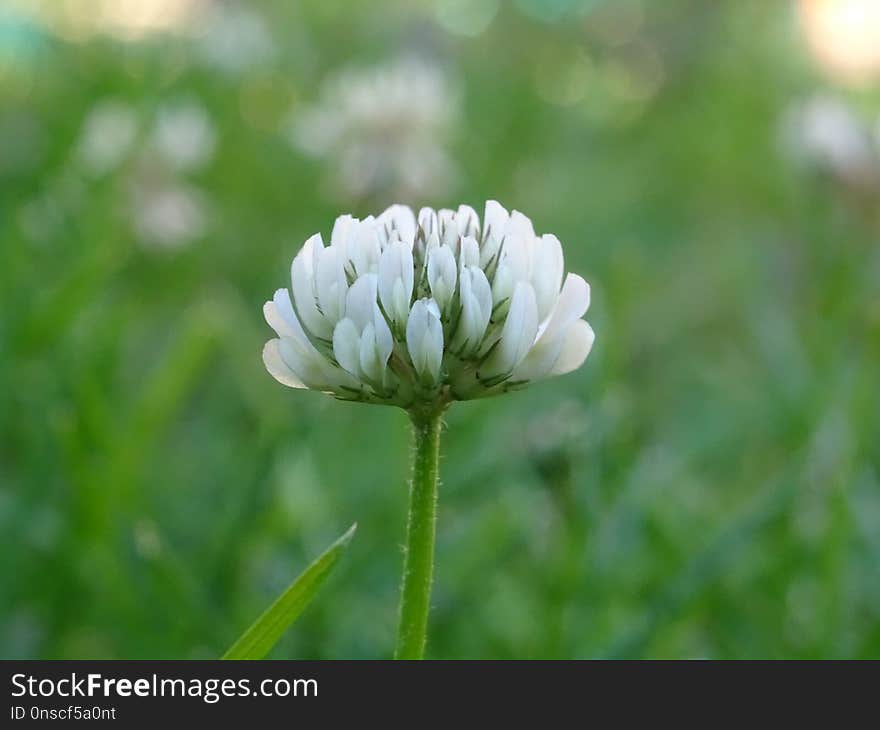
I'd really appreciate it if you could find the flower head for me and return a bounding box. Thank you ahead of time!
[76,100,138,175]
[780,93,880,191]
[290,59,459,200]
[263,202,595,410]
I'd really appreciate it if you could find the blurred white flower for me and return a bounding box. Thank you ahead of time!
[131,183,208,248]
[263,202,595,410]
[781,93,879,189]
[76,100,139,175]
[150,100,216,172]
[290,59,459,200]
[72,97,215,249]
[194,2,275,75]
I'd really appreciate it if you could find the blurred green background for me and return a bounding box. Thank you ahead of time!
[2,0,879,659]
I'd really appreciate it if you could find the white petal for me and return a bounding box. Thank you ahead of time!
[423,297,441,319]
[480,200,509,269]
[266,289,357,391]
[406,298,444,383]
[338,272,394,384]
[530,233,564,322]
[315,246,348,324]
[508,210,536,240]
[456,204,480,238]
[290,234,332,339]
[511,338,562,381]
[459,235,480,270]
[437,208,455,229]
[330,214,355,248]
[491,232,529,306]
[262,339,306,389]
[264,290,297,339]
[513,274,591,380]
[425,230,440,255]
[539,273,590,343]
[406,300,427,347]
[418,207,438,237]
[452,271,477,352]
[426,245,457,311]
[482,200,509,243]
[392,280,408,325]
[451,266,491,355]
[470,266,493,325]
[345,273,379,331]
[332,317,362,378]
[379,204,416,246]
[348,218,381,276]
[370,303,394,370]
[549,319,594,376]
[438,208,458,250]
[378,240,414,327]
[265,289,323,359]
[358,322,382,382]
[278,335,334,390]
[481,281,538,377]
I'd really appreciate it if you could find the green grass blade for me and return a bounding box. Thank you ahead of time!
[222,523,357,660]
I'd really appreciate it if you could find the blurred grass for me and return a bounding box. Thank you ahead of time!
[1,0,879,658]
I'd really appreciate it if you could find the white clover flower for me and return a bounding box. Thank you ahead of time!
[150,100,217,172]
[780,93,880,189]
[263,202,594,411]
[131,183,208,249]
[76,100,139,175]
[290,59,459,200]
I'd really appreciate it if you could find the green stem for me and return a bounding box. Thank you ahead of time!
[395,408,443,659]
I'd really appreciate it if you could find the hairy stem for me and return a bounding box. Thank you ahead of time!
[394,408,443,659]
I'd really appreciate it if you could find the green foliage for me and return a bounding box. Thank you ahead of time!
[223,524,356,660]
